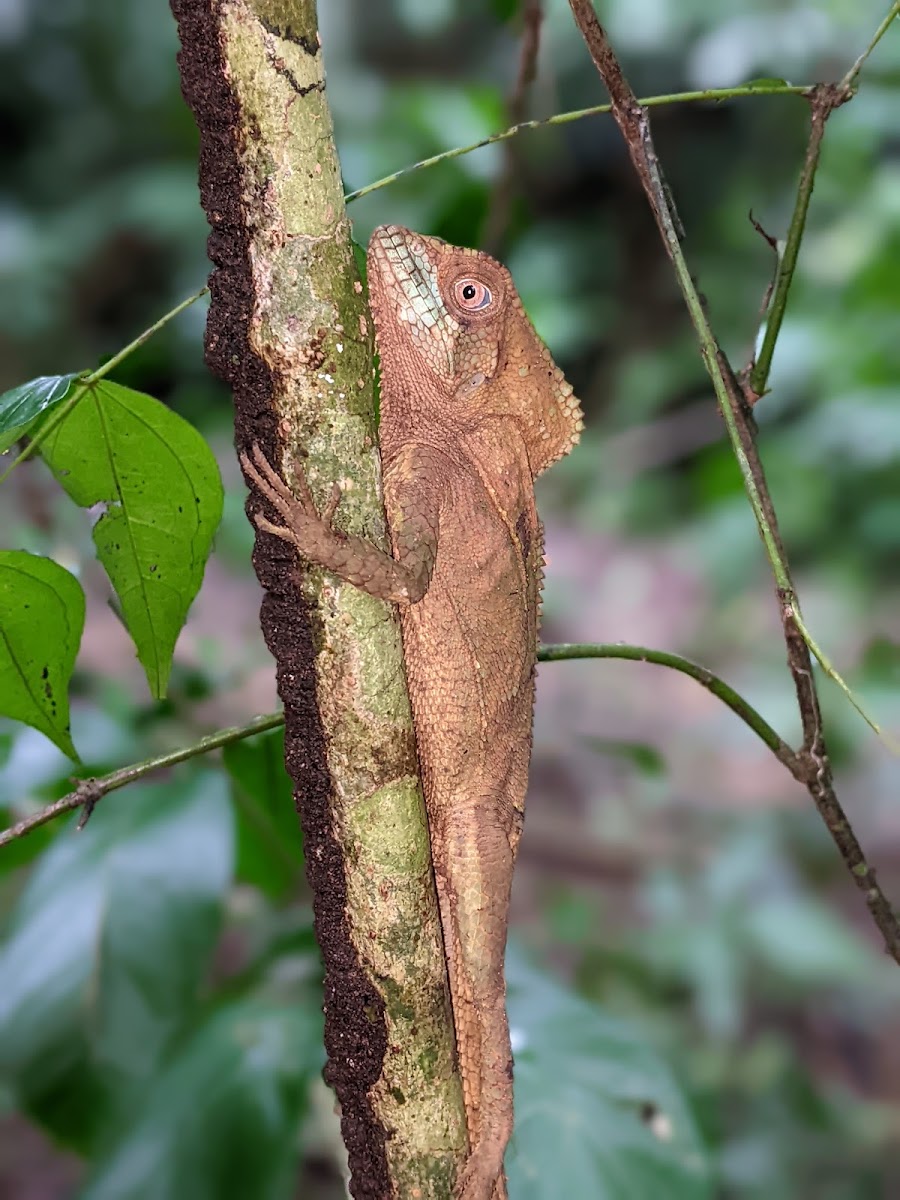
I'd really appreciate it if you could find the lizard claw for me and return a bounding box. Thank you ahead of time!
[240,441,339,553]
[320,480,343,525]
[241,443,308,520]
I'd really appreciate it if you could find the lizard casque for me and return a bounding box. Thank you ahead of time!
[242,225,583,1200]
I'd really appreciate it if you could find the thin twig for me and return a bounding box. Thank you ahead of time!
[566,0,900,966]
[790,605,899,749]
[84,285,210,384]
[747,86,850,400]
[343,83,812,205]
[0,711,282,848]
[841,0,900,89]
[539,642,796,770]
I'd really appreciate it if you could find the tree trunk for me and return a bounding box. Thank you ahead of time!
[169,2,467,1194]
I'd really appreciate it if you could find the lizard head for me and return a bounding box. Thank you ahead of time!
[367,225,583,474]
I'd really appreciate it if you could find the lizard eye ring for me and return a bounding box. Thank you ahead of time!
[453,277,492,312]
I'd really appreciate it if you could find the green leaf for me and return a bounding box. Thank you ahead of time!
[0,373,79,453]
[0,550,85,759]
[81,994,323,1200]
[0,772,233,1149]
[38,380,224,699]
[224,728,304,899]
[506,948,712,1200]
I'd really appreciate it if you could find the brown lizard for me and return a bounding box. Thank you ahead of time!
[241,225,582,1200]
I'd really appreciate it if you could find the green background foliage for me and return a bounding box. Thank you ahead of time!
[1,0,900,1196]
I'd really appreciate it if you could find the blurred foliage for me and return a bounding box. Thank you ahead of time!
[2,0,900,1196]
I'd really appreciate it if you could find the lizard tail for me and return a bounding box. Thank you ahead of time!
[436,834,515,1200]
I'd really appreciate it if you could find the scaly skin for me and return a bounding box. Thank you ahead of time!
[241,225,582,1200]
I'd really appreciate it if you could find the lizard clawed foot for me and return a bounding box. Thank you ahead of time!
[240,441,343,555]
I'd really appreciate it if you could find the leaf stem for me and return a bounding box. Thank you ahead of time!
[82,285,210,386]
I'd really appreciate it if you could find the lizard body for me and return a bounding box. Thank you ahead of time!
[242,226,582,1199]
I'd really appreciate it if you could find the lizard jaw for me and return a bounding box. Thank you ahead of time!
[369,224,457,381]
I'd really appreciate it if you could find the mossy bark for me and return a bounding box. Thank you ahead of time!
[170,1,467,1194]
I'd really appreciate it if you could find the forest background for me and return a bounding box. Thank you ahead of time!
[1,1,900,1197]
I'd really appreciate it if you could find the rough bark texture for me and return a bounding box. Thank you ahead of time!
[169,2,467,1195]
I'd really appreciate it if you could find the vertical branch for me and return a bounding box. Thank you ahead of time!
[566,0,900,965]
[169,1,466,1195]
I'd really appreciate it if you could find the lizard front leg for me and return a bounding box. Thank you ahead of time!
[240,442,436,603]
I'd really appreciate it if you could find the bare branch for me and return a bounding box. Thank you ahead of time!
[566,0,900,966]
[0,712,283,849]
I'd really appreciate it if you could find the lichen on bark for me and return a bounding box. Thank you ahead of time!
[169,1,467,1194]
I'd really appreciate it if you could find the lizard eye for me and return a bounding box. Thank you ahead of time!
[453,278,492,312]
